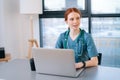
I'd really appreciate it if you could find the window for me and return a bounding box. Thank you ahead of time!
[92,17,120,67]
[91,0,120,67]
[39,0,120,68]
[44,0,85,11]
[91,0,120,14]
[92,17,120,37]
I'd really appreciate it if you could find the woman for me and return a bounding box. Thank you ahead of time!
[55,8,98,69]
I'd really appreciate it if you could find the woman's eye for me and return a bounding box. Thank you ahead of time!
[70,18,74,21]
[76,17,80,20]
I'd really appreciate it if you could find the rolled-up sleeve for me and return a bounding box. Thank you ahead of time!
[86,34,98,58]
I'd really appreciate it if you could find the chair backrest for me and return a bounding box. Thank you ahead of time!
[97,53,102,65]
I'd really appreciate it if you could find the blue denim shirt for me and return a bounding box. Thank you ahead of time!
[55,29,98,63]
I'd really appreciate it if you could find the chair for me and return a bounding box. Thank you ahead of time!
[30,58,36,71]
[97,53,102,65]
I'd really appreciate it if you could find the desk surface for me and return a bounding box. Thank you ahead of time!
[0,59,120,80]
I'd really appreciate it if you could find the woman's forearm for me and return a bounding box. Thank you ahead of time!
[85,57,98,67]
[75,56,98,68]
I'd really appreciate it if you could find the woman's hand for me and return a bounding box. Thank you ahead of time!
[75,62,83,69]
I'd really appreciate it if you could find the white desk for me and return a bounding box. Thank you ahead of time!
[0,59,120,80]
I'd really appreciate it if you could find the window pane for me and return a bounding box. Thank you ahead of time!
[92,17,120,68]
[91,0,120,14]
[41,18,88,48]
[44,0,85,11]
[77,0,85,10]
[92,17,120,37]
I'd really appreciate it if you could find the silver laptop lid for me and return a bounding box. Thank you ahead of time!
[32,48,83,77]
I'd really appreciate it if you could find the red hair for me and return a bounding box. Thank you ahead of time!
[64,8,82,21]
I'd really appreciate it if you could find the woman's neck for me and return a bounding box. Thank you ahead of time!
[69,29,80,41]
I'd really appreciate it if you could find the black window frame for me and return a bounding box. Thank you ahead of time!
[39,0,120,47]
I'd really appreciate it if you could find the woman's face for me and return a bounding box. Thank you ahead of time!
[66,12,81,30]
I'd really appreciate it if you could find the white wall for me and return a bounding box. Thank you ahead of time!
[0,0,40,59]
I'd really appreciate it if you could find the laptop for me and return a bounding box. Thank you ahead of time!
[32,48,85,78]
